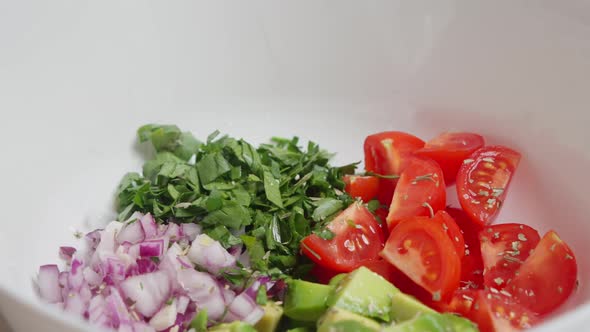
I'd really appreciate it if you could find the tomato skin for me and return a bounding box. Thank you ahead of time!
[380,217,460,301]
[364,131,425,205]
[508,230,578,316]
[442,290,538,332]
[343,175,380,202]
[300,203,385,272]
[414,132,485,184]
[456,146,521,226]
[435,210,465,259]
[386,157,446,230]
[447,207,484,289]
[478,223,540,289]
[310,263,340,284]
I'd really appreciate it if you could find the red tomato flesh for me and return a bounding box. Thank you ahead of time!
[343,175,380,203]
[364,131,425,205]
[447,207,485,289]
[381,217,460,301]
[414,132,485,184]
[300,203,384,272]
[435,210,466,260]
[456,146,521,226]
[479,223,540,289]
[508,230,578,316]
[386,157,446,230]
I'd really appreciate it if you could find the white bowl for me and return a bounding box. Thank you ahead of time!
[1,1,589,331]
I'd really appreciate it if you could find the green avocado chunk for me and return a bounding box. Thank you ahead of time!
[284,279,333,321]
[327,266,399,322]
[209,321,257,332]
[328,273,347,287]
[254,301,283,332]
[390,291,436,322]
[317,307,382,332]
[285,328,312,332]
[442,313,479,332]
[382,312,479,332]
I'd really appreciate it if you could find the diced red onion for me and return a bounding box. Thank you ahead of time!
[224,292,264,325]
[38,265,62,303]
[82,266,103,287]
[140,213,158,239]
[88,294,110,327]
[138,238,168,258]
[244,275,275,299]
[85,230,102,250]
[120,270,171,318]
[59,246,76,263]
[149,301,177,331]
[187,234,236,275]
[105,286,132,328]
[176,269,225,321]
[180,223,201,241]
[176,295,190,315]
[117,220,146,245]
[38,219,264,331]
[163,223,182,241]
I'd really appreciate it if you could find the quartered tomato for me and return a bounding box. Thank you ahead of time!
[386,157,446,230]
[381,217,460,301]
[414,132,485,184]
[310,263,340,284]
[300,203,385,272]
[479,223,540,289]
[447,207,484,289]
[442,290,538,332]
[456,146,521,226]
[435,210,466,259]
[343,175,380,202]
[364,131,425,205]
[472,291,538,332]
[508,231,578,316]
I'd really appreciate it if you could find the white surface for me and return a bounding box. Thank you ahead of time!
[0,0,589,331]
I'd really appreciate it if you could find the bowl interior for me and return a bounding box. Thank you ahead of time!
[0,1,589,331]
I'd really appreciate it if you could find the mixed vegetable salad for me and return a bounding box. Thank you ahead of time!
[36,125,579,332]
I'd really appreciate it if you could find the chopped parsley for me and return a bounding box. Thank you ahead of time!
[115,124,355,274]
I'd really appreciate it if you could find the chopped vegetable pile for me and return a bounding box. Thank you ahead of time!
[116,125,354,276]
[37,126,579,332]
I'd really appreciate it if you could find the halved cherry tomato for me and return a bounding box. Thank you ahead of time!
[435,210,466,259]
[447,207,484,289]
[380,217,460,301]
[343,175,380,202]
[473,291,538,332]
[414,132,485,184]
[361,259,399,284]
[386,157,446,230]
[300,203,384,272]
[310,264,340,284]
[442,290,538,332]
[479,223,540,289]
[508,231,578,316]
[364,131,425,205]
[456,146,521,226]
[374,207,390,237]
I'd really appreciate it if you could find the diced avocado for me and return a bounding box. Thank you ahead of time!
[442,313,478,332]
[285,328,312,332]
[390,291,436,322]
[254,301,284,332]
[284,279,333,321]
[209,321,257,332]
[382,312,457,332]
[328,273,347,287]
[317,307,382,332]
[382,312,479,332]
[327,266,399,322]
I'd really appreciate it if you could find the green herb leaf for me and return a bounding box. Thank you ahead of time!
[312,198,344,222]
